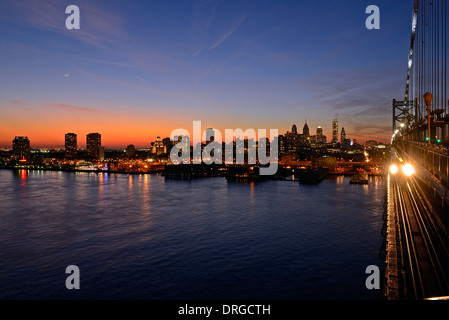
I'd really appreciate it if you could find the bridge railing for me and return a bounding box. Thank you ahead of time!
[395,140,449,187]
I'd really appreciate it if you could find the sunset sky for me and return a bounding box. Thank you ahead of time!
[0,0,414,148]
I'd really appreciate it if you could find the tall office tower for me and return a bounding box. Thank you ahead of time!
[340,127,346,143]
[12,136,30,160]
[316,126,323,144]
[87,133,101,160]
[65,133,77,159]
[303,121,309,137]
[291,124,298,134]
[278,134,286,154]
[285,130,300,153]
[332,119,338,143]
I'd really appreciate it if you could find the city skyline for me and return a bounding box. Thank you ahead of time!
[0,0,412,148]
[1,1,449,303]
[4,118,370,151]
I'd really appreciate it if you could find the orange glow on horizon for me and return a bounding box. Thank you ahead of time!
[0,101,390,148]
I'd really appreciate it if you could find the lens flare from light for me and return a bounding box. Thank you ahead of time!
[389,164,398,174]
[402,163,415,176]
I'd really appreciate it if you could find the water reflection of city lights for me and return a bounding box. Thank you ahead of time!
[20,169,28,179]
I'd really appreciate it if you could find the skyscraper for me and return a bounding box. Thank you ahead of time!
[65,133,77,159]
[12,136,30,160]
[340,127,346,143]
[87,133,101,160]
[291,124,297,134]
[284,126,300,153]
[303,121,309,137]
[316,126,323,144]
[332,119,338,143]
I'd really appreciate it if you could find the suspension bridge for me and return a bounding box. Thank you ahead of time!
[387,0,449,300]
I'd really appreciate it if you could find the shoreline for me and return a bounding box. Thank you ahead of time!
[0,166,163,175]
[0,166,385,178]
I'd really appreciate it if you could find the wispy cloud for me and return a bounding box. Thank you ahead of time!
[193,48,205,57]
[135,76,147,84]
[44,103,106,114]
[208,15,246,51]
[0,0,128,48]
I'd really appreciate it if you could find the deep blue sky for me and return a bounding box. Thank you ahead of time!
[0,0,414,147]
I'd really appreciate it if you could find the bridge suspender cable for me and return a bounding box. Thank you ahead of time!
[405,0,419,102]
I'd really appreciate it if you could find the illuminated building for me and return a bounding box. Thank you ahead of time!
[151,136,167,155]
[278,134,286,154]
[316,126,325,145]
[99,146,105,161]
[332,119,338,143]
[285,131,299,153]
[341,127,346,143]
[65,133,77,159]
[316,126,323,141]
[312,156,337,171]
[12,136,30,160]
[278,124,308,154]
[87,133,101,160]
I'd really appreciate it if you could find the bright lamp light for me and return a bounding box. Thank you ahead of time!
[402,163,415,176]
[389,164,398,174]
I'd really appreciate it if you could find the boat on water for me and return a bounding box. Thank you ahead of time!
[298,166,329,184]
[350,170,368,184]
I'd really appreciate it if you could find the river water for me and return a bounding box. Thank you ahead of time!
[0,169,385,300]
